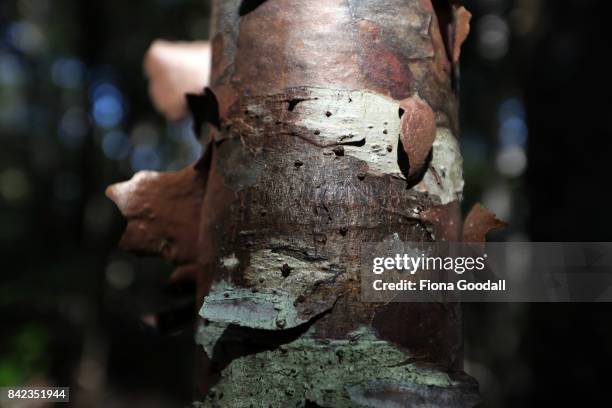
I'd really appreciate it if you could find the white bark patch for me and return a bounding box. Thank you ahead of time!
[220,253,240,271]
[286,88,403,177]
[235,88,464,204]
[415,128,464,204]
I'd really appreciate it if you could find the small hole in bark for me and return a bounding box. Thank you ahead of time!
[336,350,344,363]
[325,111,332,117]
[383,129,388,134]
[387,144,393,152]
[287,98,307,112]
[339,227,348,236]
[333,146,344,156]
[338,139,366,147]
[280,263,292,277]
[399,107,405,118]
[260,209,267,216]
[314,130,320,135]
[357,173,366,181]
[294,160,303,167]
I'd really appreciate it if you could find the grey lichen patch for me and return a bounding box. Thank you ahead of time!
[196,326,476,408]
[199,280,307,330]
[243,239,343,320]
[244,247,339,296]
[415,128,464,205]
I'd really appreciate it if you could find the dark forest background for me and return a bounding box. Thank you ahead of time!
[1,0,611,406]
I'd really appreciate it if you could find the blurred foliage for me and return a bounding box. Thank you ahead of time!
[0,324,49,386]
[1,0,209,403]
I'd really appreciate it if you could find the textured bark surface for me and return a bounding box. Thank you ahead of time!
[107,0,495,407]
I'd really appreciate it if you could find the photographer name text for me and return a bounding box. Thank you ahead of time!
[371,254,506,293]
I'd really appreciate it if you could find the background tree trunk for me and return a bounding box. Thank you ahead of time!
[109,0,480,406]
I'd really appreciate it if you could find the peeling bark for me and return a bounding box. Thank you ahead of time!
[463,203,507,244]
[108,0,483,406]
[105,163,207,283]
[144,40,211,121]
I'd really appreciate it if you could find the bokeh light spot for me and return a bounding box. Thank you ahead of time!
[130,145,161,171]
[102,131,130,160]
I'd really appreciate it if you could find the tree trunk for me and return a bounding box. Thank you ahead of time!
[108,0,482,406]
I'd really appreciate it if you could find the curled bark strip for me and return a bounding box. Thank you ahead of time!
[431,0,454,65]
[106,164,206,281]
[452,5,472,64]
[462,203,507,243]
[144,40,211,121]
[399,94,437,179]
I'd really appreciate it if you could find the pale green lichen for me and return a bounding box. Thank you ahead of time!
[199,280,307,330]
[195,326,471,408]
[198,244,342,357]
